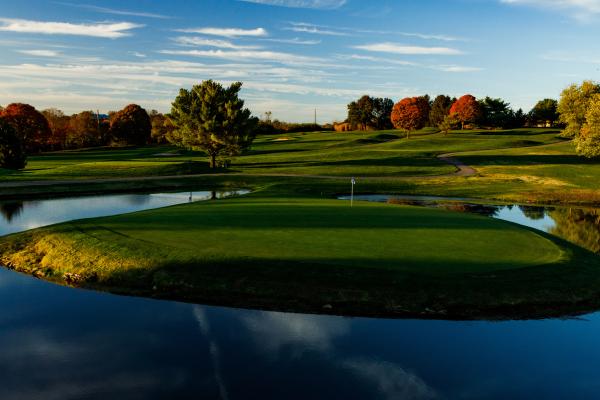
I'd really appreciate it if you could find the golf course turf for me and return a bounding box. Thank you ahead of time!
[2,128,600,319]
[2,193,599,320]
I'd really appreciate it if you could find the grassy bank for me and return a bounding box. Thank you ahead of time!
[2,193,599,319]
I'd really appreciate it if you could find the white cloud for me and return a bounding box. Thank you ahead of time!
[17,49,61,57]
[285,22,466,42]
[430,64,483,72]
[500,0,600,20]
[262,37,322,45]
[337,54,481,73]
[399,32,464,42]
[172,36,261,49]
[176,27,267,38]
[159,49,319,65]
[0,59,350,117]
[337,54,417,66]
[0,18,142,38]
[354,42,463,56]
[541,51,600,64]
[286,22,349,36]
[56,2,172,19]
[238,0,346,9]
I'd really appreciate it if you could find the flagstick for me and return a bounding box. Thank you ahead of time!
[351,177,355,208]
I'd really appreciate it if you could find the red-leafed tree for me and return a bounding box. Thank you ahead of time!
[42,108,70,150]
[449,95,480,129]
[109,104,151,146]
[67,111,102,149]
[0,103,52,153]
[390,96,430,138]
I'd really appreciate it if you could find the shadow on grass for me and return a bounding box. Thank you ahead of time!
[460,154,600,167]
[471,129,563,136]
[91,243,600,320]
[234,155,446,170]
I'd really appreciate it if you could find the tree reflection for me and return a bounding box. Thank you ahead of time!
[519,205,547,220]
[440,203,500,217]
[0,202,24,223]
[550,208,600,253]
[122,195,151,206]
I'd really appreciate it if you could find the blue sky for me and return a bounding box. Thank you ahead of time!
[1,0,599,122]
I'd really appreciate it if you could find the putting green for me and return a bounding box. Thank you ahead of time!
[1,196,565,277]
[100,197,562,274]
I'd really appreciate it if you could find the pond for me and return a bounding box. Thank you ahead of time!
[2,191,600,399]
[0,190,248,236]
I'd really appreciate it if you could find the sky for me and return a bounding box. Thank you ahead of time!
[1,0,600,123]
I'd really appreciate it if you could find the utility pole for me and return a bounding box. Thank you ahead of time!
[314,108,317,126]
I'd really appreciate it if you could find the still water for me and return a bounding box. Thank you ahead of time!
[2,192,600,399]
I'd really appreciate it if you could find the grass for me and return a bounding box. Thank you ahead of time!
[2,192,599,319]
[2,127,600,319]
[0,128,567,182]
[4,127,595,204]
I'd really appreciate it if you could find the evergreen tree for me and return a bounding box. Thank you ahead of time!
[169,80,258,168]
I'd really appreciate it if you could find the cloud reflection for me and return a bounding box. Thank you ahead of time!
[241,311,350,354]
[194,306,230,400]
[342,359,438,400]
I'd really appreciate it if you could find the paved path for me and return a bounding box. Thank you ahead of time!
[437,154,477,177]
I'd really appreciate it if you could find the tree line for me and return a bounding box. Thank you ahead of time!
[2,79,600,170]
[344,94,560,136]
[0,103,175,169]
[0,80,257,170]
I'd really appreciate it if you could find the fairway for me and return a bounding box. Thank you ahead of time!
[0,128,565,181]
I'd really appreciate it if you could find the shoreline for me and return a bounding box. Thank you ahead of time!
[1,175,600,207]
[1,193,599,321]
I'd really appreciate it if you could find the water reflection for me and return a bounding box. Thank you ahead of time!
[3,191,600,398]
[3,264,600,398]
[519,205,547,220]
[342,194,600,254]
[550,208,600,253]
[341,359,437,400]
[0,190,249,237]
[0,202,24,223]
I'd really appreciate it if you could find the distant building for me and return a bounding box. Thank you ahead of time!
[334,122,352,132]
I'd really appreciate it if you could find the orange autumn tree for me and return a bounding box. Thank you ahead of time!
[0,103,52,153]
[110,104,151,146]
[390,96,430,138]
[449,94,480,129]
